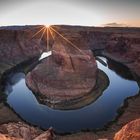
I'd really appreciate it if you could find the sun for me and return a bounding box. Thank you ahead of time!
[44,24,50,28]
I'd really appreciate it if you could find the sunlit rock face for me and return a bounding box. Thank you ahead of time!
[114,119,140,140]
[26,39,98,106]
[0,122,40,140]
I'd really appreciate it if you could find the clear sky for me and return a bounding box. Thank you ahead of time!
[0,0,140,27]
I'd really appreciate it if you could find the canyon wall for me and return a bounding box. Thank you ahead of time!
[0,25,140,76]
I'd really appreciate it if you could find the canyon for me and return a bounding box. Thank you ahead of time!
[0,25,140,139]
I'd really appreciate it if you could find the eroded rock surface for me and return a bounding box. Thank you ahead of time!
[26,39,98,105]
[114,118,140,140]
[0,122,41,140]
[0,122,54,140]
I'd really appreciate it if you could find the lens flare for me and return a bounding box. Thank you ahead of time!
[50,26,87,56]
[31,25,90,60]
[32,26,46,38]
[44,24,50,28]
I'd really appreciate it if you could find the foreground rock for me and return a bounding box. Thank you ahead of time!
[26,40,98,106]
[114,119,140,140]
[0,134,22,140]
[0,122,54,140]
[0,122,41,140]
[0,118,140,140]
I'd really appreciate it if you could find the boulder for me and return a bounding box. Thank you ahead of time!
[114,119,140,140]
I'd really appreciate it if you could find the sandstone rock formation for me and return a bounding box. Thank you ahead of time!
[0,122,54,140]
[114,118,140,140]
[26,39,98,106]
[0,26,48,77]
[51,26,140,77]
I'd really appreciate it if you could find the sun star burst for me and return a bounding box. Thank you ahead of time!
[31,25,90,60]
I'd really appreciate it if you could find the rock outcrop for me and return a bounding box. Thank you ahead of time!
[0,122,54,140]
[26,39,98,106]
[114,119,140,140]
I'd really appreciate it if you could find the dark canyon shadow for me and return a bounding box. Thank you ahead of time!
[107,58,135,81]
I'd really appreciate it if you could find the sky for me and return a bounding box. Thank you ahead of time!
[0,0,140,27]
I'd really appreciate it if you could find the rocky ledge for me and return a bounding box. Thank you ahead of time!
[26,39,98,106]
[0,122,54,140]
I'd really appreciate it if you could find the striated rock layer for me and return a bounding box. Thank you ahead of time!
[26,39,98,105]
[0,26,47,75]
